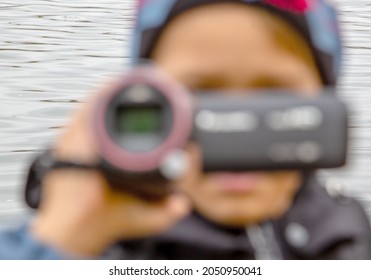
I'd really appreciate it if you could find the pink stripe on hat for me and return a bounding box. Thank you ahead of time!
[137,0,148,9]
[264,0,311,13]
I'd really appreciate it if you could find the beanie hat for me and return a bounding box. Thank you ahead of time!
[132,0,342,86]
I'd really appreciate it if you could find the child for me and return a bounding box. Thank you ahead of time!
[1,0,370,259]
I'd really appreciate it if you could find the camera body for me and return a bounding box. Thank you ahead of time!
[91,66,348,199]
[196,92,347,171]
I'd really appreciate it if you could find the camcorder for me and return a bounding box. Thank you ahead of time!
[25,66,348,206]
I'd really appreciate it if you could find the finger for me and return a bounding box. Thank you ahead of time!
[114,193,191,238]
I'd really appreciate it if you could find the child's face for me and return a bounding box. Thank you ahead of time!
[152,3,322,226]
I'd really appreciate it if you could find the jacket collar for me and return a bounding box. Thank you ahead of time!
[277,174,368,258]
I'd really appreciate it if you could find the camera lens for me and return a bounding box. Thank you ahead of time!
[115,105,162,135]
[92,66,193,176]
[105,84,173,153]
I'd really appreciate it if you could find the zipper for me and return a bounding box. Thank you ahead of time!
[246,222,283,260]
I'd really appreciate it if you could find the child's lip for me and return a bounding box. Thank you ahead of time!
[213,172,263,193]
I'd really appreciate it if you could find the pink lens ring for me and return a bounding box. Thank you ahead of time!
[92,66,194,173]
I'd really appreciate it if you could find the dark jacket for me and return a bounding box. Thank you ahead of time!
[120,175,371,260]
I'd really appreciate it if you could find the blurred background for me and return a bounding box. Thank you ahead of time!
[0,0,370,228]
